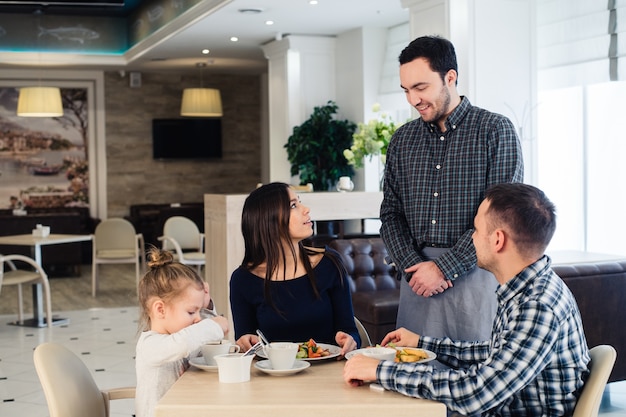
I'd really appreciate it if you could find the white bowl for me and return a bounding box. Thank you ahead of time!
[361,347,396,361]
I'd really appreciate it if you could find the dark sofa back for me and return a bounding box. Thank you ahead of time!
[328,238,397,293]
[554,260,626,383]
[328,238,399,344]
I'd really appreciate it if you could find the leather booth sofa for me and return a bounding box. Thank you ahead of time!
[328,238,399,345]
[329,237,626,382]
[553,260,626,383]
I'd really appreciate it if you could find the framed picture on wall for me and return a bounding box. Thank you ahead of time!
[0,86,89,210]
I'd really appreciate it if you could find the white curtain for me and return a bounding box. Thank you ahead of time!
[537,0,625,89]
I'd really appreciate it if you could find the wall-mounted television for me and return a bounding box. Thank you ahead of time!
[152,118,222,160]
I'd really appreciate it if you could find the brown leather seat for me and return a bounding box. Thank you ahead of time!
[555,260,626,383]
[328,238,398,345]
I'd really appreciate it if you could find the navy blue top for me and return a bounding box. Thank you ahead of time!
[229,249,361,348]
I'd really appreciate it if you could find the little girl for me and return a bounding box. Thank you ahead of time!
[135,248,229,417]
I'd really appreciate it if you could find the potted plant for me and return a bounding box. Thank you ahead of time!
[285,101,356,191]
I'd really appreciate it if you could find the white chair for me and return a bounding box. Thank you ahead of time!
[92,218,145,297]
[158,216,205,274]
[0,254,53,328]
[34,342,135,417]
[354,316,372,347]
[573,345,617,417]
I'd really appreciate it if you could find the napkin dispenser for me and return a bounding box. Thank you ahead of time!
[32,224,50,237]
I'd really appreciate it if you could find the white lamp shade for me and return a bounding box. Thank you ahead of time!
[17,87,64,117]
[180,88,223,117]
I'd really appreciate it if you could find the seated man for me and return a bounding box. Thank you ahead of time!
[344,183,590,416]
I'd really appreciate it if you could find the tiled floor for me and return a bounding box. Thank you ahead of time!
[0,307,138,417]
[1,308,626,417]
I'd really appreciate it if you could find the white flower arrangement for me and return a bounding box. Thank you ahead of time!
[343,103,400,169]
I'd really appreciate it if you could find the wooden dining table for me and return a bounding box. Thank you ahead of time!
[155,358,447,417]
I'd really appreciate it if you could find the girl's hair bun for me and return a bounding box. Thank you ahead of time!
[146,247,174,269]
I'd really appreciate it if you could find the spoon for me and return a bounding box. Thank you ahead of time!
[256,329,270,346]
[243,341,262,357]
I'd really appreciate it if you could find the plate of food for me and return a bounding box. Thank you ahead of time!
[345,346,436,363]
[256,339,342,361]
[188,357,218,372]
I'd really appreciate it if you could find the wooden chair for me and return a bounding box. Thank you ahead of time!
[34,342,135,417]
[573,345,617,417]
[92,218,145,297]
[0,254,52,328]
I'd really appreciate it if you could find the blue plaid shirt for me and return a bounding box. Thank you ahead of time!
[380,97,524,280]
[377,256,590,416]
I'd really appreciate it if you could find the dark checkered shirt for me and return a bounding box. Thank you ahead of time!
[377,256,590,416]
[380,97,524,280]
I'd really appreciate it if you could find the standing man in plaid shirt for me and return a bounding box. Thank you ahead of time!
[381,35,524,341]
[345,183,590,416]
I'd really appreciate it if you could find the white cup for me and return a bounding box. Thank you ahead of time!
[214,353,254,383]
[201,341,240,366]
[263,342,299,370]
[337,176,354,192]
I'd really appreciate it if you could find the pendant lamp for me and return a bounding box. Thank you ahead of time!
[180,63,223,117]
[180,88,223,117]
[17,10,64,118]
[17,86,64,118]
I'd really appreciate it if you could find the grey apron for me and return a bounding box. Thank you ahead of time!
[396,247,498,342]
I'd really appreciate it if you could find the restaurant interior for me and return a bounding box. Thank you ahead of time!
[0,0,625,416]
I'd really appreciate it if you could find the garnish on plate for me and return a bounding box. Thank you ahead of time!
[296,338,330,359]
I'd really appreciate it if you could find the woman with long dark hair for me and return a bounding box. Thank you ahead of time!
[229,182,360,356]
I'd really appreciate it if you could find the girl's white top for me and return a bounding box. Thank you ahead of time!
[135,319,225,417]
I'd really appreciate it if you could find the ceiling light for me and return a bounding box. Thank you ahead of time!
[309,0,318,4]
[17,10,63,118]
[17,86,64,117]
[180,88,222,117]
[265,20,274,26]
[180,63,222,117]
[230,37,238,42]
[202,49,210,54]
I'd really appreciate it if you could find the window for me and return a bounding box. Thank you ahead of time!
[537,0,626,256]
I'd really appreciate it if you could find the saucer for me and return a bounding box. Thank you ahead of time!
[189,357,218,372]
[254,359,310,376]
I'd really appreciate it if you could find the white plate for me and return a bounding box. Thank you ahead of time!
[256,343,342,361]
[345,347,437,363]
[189,357,218,372]
[254,359,311,376]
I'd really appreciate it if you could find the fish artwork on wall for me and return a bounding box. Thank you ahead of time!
[38,25,100,44]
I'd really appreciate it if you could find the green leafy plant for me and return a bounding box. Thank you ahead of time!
[285,101,356,191]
